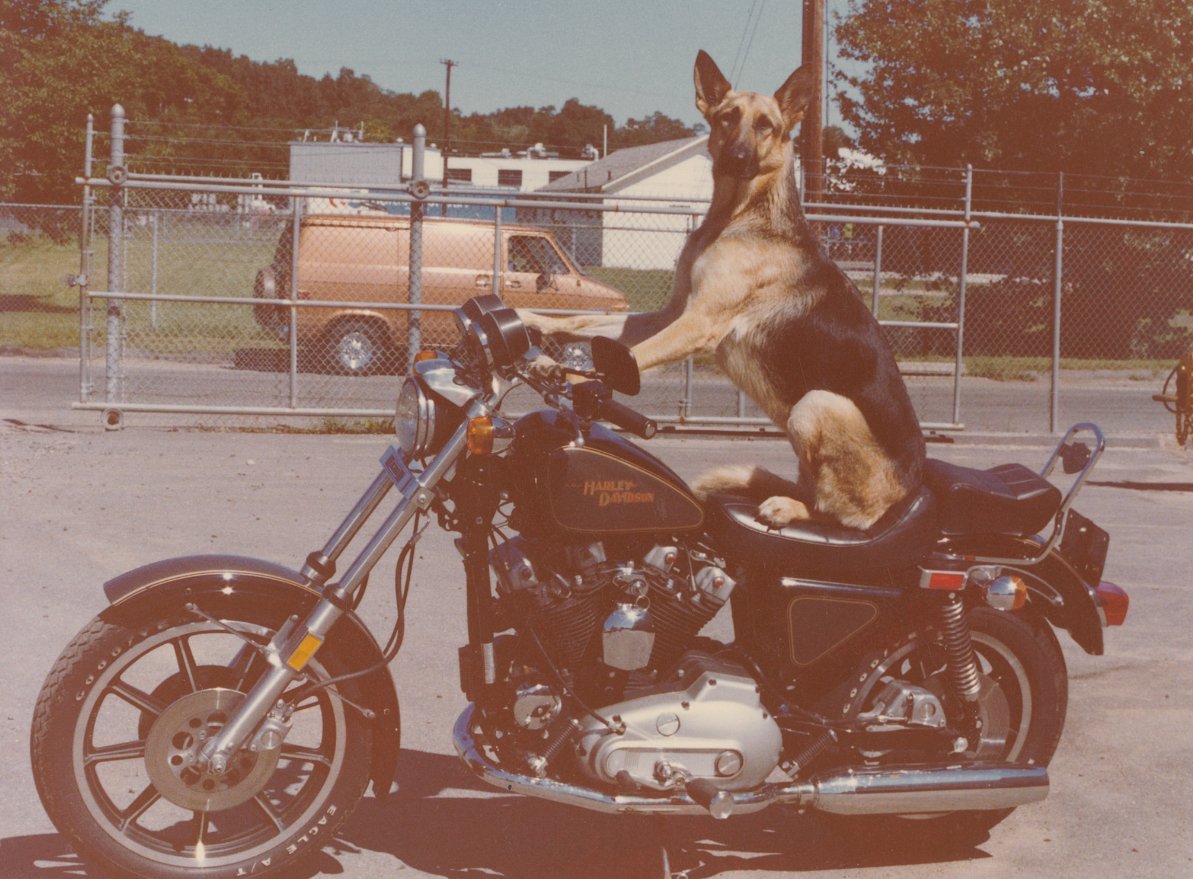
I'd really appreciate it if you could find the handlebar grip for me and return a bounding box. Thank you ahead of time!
[599,397,657,439]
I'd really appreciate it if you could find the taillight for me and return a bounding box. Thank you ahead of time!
[1095,581,1129,626]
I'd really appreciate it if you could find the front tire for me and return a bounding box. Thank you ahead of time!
[31,598,374,879]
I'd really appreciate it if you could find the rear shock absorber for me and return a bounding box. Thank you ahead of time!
[941,593,982,704]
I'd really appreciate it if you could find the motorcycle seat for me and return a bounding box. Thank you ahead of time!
[705,487,938,579]
[924,459,1061,536]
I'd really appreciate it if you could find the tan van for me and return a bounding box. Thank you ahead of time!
[253,214,628,374]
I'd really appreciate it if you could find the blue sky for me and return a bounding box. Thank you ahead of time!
[109,0,847,129]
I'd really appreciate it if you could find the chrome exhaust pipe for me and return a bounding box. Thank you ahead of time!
[806,763,1049,815]
[454,706,1048,818]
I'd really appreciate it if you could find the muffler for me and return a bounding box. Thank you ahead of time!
[454,706,1048,818]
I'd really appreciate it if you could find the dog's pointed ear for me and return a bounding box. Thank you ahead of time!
[774,64,817,131]
[694,50,731,118]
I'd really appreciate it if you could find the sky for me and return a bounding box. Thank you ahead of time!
[107,0,847,130]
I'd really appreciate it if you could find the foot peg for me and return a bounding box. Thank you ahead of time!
[685,777,734,820]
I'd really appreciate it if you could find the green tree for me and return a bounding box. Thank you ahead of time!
[834,0,1192,181]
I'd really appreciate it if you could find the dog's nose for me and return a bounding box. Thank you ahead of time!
[726,143,758,178]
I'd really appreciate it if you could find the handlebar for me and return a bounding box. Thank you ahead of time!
[571,379,657,439]
[597,395,658,439]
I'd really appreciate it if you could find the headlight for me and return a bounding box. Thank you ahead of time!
[395,378,436,458]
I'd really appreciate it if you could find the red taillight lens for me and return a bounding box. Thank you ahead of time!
[1095,581,1129,626]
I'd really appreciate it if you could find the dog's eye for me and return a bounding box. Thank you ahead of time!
[755,118,773,135]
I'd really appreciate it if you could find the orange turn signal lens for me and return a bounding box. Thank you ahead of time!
[467,416,495,456]
[414,349,438,364]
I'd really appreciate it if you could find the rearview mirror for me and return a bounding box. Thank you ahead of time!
[591,336,640,396]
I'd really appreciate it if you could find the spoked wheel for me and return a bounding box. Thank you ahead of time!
[31,599,373,879]
[835,607,1068,845]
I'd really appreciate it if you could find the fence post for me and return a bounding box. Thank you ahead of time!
[871,224,884,317]
[105,104,125,412]
[952,165,973,426]
[491,202,502,293]
[408,124,426,357]
[288,196,303,407]
[149,210,159,330]
[1050,173,1065,433]
[79,113,94,401]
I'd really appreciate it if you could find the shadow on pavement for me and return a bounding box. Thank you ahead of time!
[1,750,994,879]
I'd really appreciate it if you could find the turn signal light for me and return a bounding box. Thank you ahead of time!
[467,416,495,456]
[1096,581,1129,626]
[414,350,438,364]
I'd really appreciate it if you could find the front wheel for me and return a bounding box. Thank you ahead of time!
[838,607,1068,844]
[31,598,374,879]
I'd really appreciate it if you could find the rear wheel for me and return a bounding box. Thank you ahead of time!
[31,599,373,879]
[837,607,1067,845]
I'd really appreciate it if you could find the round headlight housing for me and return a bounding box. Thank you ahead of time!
[395,378,435,458]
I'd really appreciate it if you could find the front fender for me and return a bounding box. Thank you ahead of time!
[939,537,1105,656]
[102,554,401,799]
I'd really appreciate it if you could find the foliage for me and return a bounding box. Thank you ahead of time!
[0,0,698,204]
[834,0,1192,183]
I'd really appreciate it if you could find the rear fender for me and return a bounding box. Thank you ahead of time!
[940,536,1105,656]
[102,554,401,799]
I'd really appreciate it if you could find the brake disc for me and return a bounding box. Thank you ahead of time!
[143,688,280,812]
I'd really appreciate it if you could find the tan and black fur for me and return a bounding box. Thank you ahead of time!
[520,51,924,529]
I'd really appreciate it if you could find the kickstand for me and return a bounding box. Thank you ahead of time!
[654,816,691,879]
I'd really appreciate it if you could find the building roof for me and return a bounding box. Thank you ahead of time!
[538,135,709,194]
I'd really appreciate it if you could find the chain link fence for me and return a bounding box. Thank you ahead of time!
[4,134,1192,437]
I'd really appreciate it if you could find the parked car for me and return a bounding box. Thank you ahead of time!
[253,214,628,374]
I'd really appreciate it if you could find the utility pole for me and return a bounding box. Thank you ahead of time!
[800,0,825,204]
[440,58,457,217]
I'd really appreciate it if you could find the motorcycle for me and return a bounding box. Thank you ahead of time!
[31,295,1128,878]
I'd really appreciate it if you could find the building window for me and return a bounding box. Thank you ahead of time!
[497,169,523,188]
[548,171,569,183]
[446,167,472,183]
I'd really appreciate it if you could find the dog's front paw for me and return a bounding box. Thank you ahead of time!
[526,353,565,383]
[757,495,811,529]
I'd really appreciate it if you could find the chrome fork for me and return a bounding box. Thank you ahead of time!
[197,424,469,775]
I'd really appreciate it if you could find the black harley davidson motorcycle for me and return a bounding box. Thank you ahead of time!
[31,296,1128,878]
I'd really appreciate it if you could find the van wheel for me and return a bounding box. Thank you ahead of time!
[326,320,392,376]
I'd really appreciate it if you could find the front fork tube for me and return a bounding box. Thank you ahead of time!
[456,457,501,701]
[199,424,470,774]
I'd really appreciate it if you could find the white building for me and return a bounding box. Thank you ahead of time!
[288,140,593,193]
[533,136,713,270]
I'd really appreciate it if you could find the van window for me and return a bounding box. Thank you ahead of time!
[507,235,568,275]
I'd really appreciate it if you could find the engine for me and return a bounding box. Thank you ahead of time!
[481,537,782,792]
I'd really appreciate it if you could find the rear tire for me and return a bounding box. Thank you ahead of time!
[835,607,1067,846]
[31,598,374,879]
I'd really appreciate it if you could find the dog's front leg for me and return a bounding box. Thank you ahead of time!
[518,308,674,348]
[630,308,724,372]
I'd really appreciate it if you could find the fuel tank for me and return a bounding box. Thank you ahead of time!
[510,411,704,537]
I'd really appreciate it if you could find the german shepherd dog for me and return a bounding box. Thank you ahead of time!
[520,51,924,530]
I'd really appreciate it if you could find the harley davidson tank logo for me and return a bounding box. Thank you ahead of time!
[582,479,655,507]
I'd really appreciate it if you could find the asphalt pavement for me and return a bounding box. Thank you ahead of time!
[2,354,1192,879]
